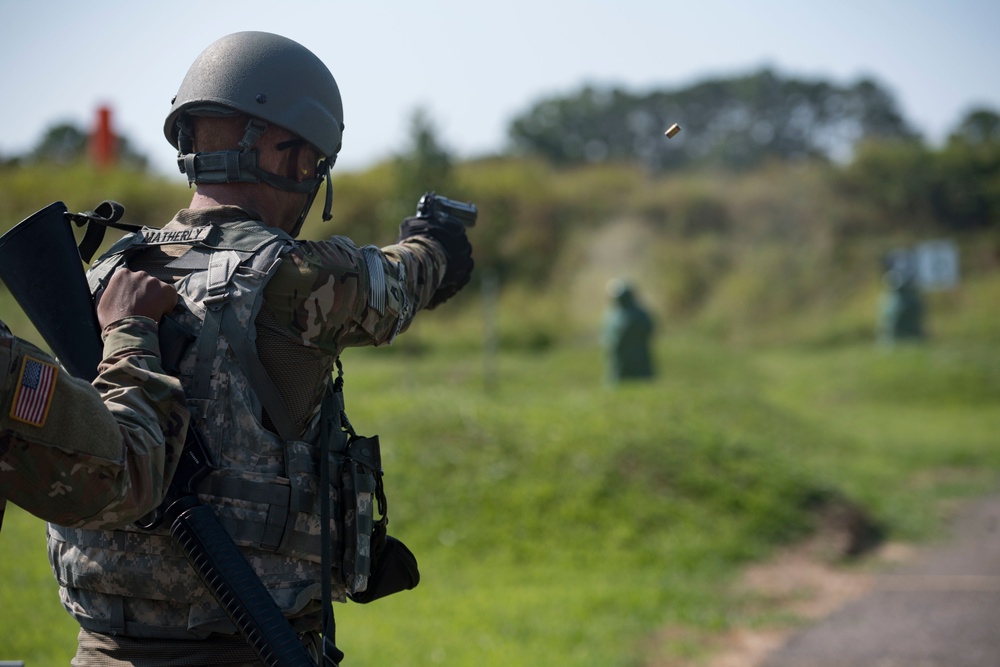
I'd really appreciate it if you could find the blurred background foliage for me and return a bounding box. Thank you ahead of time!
[1,67,998,667]
[5,68,996,348]
[2,66,997,515]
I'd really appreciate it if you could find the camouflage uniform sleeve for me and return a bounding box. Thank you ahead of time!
[263,234,448,354]
[0,317,188,529]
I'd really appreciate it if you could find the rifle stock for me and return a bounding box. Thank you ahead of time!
[0,202,104,381]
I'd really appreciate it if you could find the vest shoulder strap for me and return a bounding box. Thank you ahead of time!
[218,304,298,441]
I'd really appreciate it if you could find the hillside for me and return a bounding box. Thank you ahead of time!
[2,154,998,347]
[0,159,998,666]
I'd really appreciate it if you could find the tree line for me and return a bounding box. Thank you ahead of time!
[6,67,999,234]
[507,67,998,171]
[505,69,998,233]
[2,122,149,170]
[513,68,910,169]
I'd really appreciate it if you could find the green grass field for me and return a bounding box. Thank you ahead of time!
[2,324,997,666]
[1,150,997,665]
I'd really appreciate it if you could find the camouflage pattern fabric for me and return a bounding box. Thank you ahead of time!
[254,211,448,354]
[254,207,449,432]
[50,206,453,640]
[0,317,189,529]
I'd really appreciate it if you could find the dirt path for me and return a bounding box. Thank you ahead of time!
[653,493,1000,667]
[698,542,914,667]
[760,493,1000,667]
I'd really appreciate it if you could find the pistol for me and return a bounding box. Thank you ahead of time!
[415,191,478,228]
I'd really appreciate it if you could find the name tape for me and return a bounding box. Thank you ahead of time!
[138,226,211,246]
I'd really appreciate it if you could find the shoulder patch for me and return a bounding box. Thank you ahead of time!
[362,246,387,315]
[10,355,59,427]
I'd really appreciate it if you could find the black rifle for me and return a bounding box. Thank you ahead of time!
[0,202,317,667]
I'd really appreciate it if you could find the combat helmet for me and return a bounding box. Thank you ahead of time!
[164,31,345,232]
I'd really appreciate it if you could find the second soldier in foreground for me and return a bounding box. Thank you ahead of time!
[48,31,474,666]
[1,268,187,530]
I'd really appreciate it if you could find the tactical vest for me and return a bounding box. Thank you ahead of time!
[47,216,379,638]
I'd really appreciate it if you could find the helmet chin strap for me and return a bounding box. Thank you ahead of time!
[176,116,336,235]
[288,159,334,238]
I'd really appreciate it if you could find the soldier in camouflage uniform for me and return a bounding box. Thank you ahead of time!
[48,32,473,666]
[1,268,187,529]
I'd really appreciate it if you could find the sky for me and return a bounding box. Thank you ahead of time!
[1,0,998,176]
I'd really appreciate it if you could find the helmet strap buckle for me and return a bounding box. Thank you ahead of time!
[239,119,269,151]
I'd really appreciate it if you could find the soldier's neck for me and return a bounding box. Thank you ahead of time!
[190,186,298,234]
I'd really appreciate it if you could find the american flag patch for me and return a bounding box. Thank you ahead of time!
[10,356,59,427]
[363,245,387,315]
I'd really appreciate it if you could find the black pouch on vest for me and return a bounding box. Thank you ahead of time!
[349,534,420,604]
